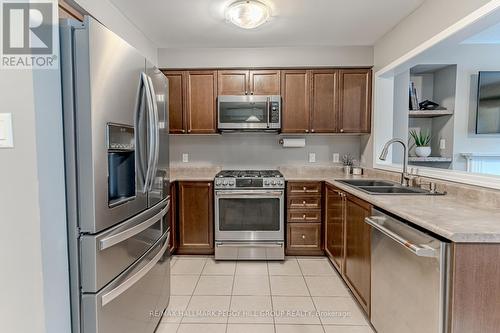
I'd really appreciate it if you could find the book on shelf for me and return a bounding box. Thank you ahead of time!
[409,81,419,110]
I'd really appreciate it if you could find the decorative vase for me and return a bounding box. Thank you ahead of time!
[415,146,431,157]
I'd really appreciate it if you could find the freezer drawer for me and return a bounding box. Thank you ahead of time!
[82,230,170,333]
[81,198,170,292]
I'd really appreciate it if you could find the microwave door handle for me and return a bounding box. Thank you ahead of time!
[142,72,155,193]
[146,75,160,192]
[266,97,270,129]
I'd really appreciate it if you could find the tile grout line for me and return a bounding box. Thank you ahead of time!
[176,257,208,332]
[266,260,277,333]
[297,258,327,333]
[225,260,237,333]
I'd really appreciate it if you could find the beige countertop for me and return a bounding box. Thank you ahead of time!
[325,177,500,243]
[170,165,500,243]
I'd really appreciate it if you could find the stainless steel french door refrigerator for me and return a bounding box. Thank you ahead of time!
[60,16,170,333]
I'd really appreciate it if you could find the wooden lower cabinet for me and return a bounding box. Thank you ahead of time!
[343,194,372,315]
[177,181,214,254]
[287,223,322,253]
[168,182,178,254]
[324,184,346,272]
[286,181,323,256]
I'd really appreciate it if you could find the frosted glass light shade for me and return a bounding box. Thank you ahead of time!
[226,0,270,29]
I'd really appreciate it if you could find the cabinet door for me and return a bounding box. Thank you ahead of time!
[163,71,186,134]
[168,182,177,254]
[281,70,311,133]
[185,71,217,134]
[178,181,214,254]
[338,69,372,133]
[249,70,280,95]
[344,195,371,315]
[217,70,249,95]
[325,185,345,272]
[310,70,338,133]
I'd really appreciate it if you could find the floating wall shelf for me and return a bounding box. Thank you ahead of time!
[409,156,453,163]
[408,110,454,118]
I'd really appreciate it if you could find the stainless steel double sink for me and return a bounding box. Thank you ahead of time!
[336,179,442,195]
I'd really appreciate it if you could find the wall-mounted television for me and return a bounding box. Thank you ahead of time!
[476,71,500,134]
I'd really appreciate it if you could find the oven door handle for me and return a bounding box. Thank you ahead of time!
[216,190,283,197]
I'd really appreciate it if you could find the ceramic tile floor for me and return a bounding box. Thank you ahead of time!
[156,256,374,333]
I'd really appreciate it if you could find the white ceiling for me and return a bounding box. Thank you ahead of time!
[109,0,425,48]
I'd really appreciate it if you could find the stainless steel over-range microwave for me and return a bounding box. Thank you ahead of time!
[217,95,281,131]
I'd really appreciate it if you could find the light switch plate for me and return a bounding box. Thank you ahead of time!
[0,113,14,148]
[182,153,189,163]
[333,153,340,163]
[308,152,316,163]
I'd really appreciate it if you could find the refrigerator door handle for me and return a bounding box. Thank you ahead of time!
[146,75,160,192]
[99,199,170,251]
[135,73,148,189]
[142,72,155,193]
[101,231,170,307]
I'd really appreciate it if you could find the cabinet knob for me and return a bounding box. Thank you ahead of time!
[182,129,186,133]
[245,91,248,95]
[302,214,306,219]
[302,200,306,205]
[250,92,254,95]
[188,129,192,133]
[301,234,306,239]
[311,129,315,133]
[305,129,309,133]
[340,129,344,133]
[303,186,307,191]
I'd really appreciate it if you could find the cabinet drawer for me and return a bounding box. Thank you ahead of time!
[287,223,321,249]
[287,182,322,196]
[288,209,321,223]
[287,197,321,209]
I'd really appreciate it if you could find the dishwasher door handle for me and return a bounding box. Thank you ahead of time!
[365,216,437,258]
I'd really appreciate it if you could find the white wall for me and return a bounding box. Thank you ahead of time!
[0,73,47,332]
[170,135,361,168]
[374,0,493,70]
[158,46,373,68]
[71,0,158,63]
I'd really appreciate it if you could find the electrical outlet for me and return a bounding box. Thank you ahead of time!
[439,139,446,150]
[182,153,189,163]
[308,152,316,163]
[332,153,340,163]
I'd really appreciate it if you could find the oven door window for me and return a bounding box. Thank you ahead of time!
[219,102,268,124]
[219,198,280,231]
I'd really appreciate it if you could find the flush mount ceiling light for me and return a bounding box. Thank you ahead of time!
[225,0,271,29]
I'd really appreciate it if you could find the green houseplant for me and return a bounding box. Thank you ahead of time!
[409,129,431,157]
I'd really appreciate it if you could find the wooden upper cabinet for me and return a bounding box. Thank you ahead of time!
[164,71,186,134]
[344,195,372,315]
[218,69,280,95]
[310,70,338,133]
[217,70,249,95]
[338,69,372,133]
[177,181,214,254]
[185,71,217,134]
[281,70,311,133]
[249,70,280,95]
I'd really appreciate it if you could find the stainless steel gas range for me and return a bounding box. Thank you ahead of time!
[214,170,285,260]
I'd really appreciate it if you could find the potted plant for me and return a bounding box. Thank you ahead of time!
[342,154,354,175]
[409,129,431,157]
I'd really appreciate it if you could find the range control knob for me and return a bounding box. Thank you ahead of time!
[272,180,277,185]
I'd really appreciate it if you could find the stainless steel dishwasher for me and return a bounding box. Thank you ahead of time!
[366,209,450,333]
